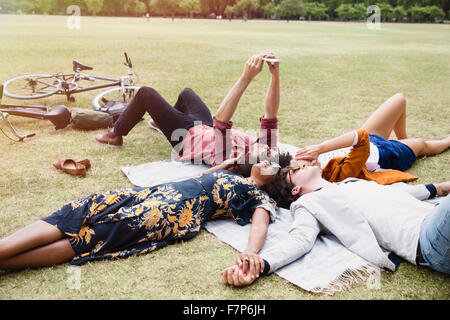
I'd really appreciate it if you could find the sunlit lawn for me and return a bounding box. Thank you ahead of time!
[0,15,449,299]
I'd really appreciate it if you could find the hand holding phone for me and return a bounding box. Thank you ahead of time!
[262,57,280,64]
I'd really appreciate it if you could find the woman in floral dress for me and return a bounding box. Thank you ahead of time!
[0,160,278,274]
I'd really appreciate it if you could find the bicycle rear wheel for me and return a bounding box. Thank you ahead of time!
[3,74,61,99]
[91,85,141,110]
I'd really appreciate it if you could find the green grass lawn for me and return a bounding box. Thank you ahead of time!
[0,15,449,300]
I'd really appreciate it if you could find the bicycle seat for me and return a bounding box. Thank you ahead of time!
[46,105,72,130]
[73,60,93,72]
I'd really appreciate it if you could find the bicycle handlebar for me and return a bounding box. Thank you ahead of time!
[124,52,132,68]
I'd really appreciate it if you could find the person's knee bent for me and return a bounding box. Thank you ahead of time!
[137,86,158,99]
[393,92,406,102]
[181,87,194,94]
[392,93,406,108]
[180,87,197,100]
[134,86,162,112]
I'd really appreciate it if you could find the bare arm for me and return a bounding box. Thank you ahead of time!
[214,55,264,123]
[221,207,270,286]
[295,130,359,161]
[201,152,244,175]
[201,162,229,175]
[238,207,270,274]
[244,207,270,255]
[221,207,320,287]
[264,54,280,119]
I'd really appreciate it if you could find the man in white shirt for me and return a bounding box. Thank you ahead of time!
[221,163,450,286]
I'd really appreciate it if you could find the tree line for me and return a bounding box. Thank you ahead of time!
[0,0,448,22]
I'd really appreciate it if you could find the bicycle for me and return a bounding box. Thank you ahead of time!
[0,84,71,142]
[2,52,141,110]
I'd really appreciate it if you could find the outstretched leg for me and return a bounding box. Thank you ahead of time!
[0,220,64,261]
[361,93,408,140]
[399,136,450,158]
[0,239,74,270]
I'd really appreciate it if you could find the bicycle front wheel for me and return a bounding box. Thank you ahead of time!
[3,74,61,99]
[92,85,141,109]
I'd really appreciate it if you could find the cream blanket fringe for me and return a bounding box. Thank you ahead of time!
[311,264,381,296]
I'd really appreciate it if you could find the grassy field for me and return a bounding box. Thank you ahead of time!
[0,15,449,300]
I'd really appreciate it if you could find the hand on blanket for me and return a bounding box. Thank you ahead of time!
[221,265,257,287]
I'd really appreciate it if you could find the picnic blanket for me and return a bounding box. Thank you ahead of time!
[120,144,441,295]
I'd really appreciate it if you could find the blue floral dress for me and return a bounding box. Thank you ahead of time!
[42,170,276,265]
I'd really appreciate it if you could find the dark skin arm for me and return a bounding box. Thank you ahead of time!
[221,207,270,286]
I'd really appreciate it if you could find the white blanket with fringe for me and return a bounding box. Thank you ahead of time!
[120,143,442,295]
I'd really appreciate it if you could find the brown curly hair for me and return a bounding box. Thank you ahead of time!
[261,167,301,209]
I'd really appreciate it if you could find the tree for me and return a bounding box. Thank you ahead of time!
[313,2,328,20]
[408,5,426,22]
[84,0,103,16]
[323,0,340,19]
[150,0,180,19]
[37,0,52,14]
[262,1,276,19]
[335,3,354,20]
[180,0,201,18]
[377,3,393,22]
[279,0,303,21]
[231,0,260,20]
[134,0,147,15]
[224,4,236,19]
[393,5,407,21]
[303,2,328,20]
[201,0,233,16]
[352,3,366,20]
[0,0,20,13]
[428,5,445,21]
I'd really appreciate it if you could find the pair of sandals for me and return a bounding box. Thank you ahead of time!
[53,158,91,177]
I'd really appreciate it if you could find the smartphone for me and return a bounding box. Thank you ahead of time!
[262,57,280,63]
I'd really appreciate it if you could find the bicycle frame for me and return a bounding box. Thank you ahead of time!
[58,73,122,94]
[60,53,136,99]
[4,52,137,101]
[54,70,135,98]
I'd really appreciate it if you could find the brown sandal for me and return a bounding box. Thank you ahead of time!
[77,159,91,170]
[53,158,89,177]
